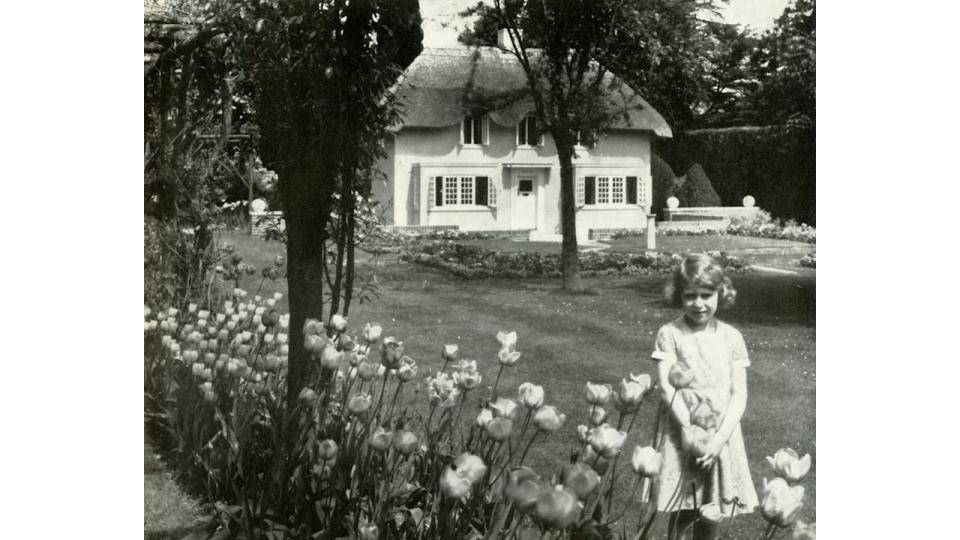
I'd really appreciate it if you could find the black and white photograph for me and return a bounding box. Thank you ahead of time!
[140,1,816,538]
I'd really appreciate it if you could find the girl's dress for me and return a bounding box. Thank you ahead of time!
[648,316,760,514]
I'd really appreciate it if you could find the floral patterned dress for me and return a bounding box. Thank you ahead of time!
[648,316,760,514]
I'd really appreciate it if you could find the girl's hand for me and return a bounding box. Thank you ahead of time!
[695,436,724,468]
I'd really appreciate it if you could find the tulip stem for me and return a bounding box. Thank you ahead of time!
[517,430,539,467]
[493,364,505,396]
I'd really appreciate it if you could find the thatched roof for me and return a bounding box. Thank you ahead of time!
[394,47,672,138]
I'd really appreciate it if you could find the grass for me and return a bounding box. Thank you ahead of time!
[164,229,815,538]
[144,436,207,539]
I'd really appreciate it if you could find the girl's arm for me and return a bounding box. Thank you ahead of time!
[657,359,692,427]
[696,366,747,467]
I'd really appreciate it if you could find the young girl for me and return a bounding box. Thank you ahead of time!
[649,254,759,540]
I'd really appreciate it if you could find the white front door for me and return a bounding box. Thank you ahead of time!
[513,172,537,229]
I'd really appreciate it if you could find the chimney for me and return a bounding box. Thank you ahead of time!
[497,28,518,49]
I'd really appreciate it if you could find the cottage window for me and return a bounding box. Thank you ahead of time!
[461,114,488,145]
[517,115,543,146]
[575,130,598,148]
[431,176,494,208]
[579,175,642,207]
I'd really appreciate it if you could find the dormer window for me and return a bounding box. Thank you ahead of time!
[575,129,598,149]
[461,114,488,145]
[517,115,543,147]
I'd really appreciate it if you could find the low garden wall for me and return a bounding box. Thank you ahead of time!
[250,210,285,237]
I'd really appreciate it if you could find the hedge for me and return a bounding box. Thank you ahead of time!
[655,126,815,225]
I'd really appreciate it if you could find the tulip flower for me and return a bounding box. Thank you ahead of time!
[440,452,487,499]
[319,345,342,370]
[441,344,459,362]
[397,357,418,382]
[303,318,323,336]
[317,439,338,461]
[304,334,326,356]
[792,520,816,540]
[393,431,419,455]
[519,382,545,409]
[581,445,610,475]
[299,387,317,405]
[681,425,713,458]
[369,427,392,451]
[497,331,518,350]
[766,448,812,483]
[428,372,456,405]
[356,360,376,381]
[489,397,519,420]
[362,323,383,344]
[506,467,547,511]
[476,408,494,428]
[486,417,514,442]
[168,307,180,317]
[588,424,628,458]
[535,486,582,529]
[618,374,651,409]
[698,502,726,525]
[576,424,591,444]
[191,362,205,378]
[563,463,601,499]
[690,400,718,431]
[358,524,378,540]
[144,306,152,319]
[589,406,608,427]
[630,446,662,477]
[761,477,805,527]
[533,405,566,432]
[454,368,482,391]
[216,313,227,323]
[347,392,373,415]
[380,337,405,369]
[498,348,522,365]
[277,333,288,344]
[585,382,612,405]
[330,314,348,333]
[668,363,694,389]
[376,364,387,379]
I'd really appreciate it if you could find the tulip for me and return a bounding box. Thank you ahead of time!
[441,452,487,499]
[380,337,405,369]
[533,405,566,432]
[168,307,179,317]
[279,315,290,330]
[792,520,816,540]
[489,397,519,420]
[766,448,812,483]
[347,392,373,415]
[690,400,718,431]
[630,446,662,477]
[518,382,545,409]
[428,372,456,404]
[535,486,582,529]
[441,344,459,362]
[376,364,387,379]
[263,333,275,345]
[476,408,494,428]
[299,387,317,405]
[698,502,726,525]
[496,330,518,350]
[144,306,152,319]
[356,360,376,381]
[317,439,338,461]
[216,313,227,323]
[563,462,601,499]
[397,356,418,382]
[277,333,289,344]
[588,406,608,427]
[191,362,205,377]
[280,344,290,356]
[330,314,348,333]
[681,425,713,458]
[761,477,805,527]
[393,431,419,455]
[588,424,628,458]
[146,320,158,331]
[486,417,514,442]
[584,382,612,405]
[320,345,342,370]
[668,363,694,389]
[498,348,522,365]
[576,424,591,444]
[618,374,651,409]
[437,388,461,408]
[236,345,251,359]
[266,298,277,308]
[580,445,610,475]
[369,427,392,451]
[362,323,383,344]
[506,467,547,511]
[453,367,482,390]
[358,524,378,540]
[263,355,282,372]
[303,318,324,336]
[184,350,200,363]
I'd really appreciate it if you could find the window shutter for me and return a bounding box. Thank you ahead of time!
[482,115,489,145]
[626,176,638,205]
[576,176,585,207]
[460,119,467,145]
[638,175,649,207]
[475,176,489,206]
[413,176,421,210]
[488,177,497,207]
[431,176,442,207]
[585,176,596,205]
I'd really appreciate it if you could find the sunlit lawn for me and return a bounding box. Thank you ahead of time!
[213,230,815,538]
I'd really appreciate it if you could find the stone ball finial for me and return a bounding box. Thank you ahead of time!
[742,195,756,208]
[251,198,268,213]
[666,196,680,209]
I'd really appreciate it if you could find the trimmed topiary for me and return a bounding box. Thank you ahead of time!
[651,153,683,216]
[677,163,722,207]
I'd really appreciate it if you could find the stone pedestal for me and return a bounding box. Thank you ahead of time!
[646,214,657,250]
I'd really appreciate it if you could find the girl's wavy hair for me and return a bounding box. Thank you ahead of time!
[664,253,737,308]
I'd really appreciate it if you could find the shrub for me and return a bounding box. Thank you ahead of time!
[676,163,722,207]
[651,153,681,218]
[800,252,816,268]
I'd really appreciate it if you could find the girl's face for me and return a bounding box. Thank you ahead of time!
[681,286,719,327]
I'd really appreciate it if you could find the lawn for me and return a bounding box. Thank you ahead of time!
[191,230,816,537]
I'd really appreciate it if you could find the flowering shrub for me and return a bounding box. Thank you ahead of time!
[800,252,816,268]
[145,301,812,539]
[400,243,749,279]
[364,229,521,254]
[608,211,816,244]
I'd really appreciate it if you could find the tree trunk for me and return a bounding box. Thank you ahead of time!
[556,145,584,291]
[281,168,330,412]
